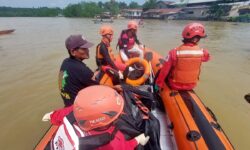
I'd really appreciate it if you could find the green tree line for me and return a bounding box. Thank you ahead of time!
[0,1,146,17]
[0,7,62,17]
[63,1,142,17]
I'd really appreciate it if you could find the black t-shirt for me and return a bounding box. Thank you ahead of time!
[58,57,98,106]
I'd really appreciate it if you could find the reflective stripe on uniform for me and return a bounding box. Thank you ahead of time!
[74,124,85,137]
[64,117,80,150]
[176,50,203,55]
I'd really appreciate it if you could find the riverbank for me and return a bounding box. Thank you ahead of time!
[1,0,250,23]
[227,14,250,22]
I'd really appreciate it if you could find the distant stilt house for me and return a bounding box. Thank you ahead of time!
[171,0,218,20]
[156,1,175,8]
[142,9,161,19]
[239,5,250,15]
[226,1,250,22]
[142,1,182,19]
[142,8,182,19]
[171,0,250,19]
[226,1,250,17]
[143,0,214,20]
[143,0,250,20]
[174,0,219,7]
[121,9,143,19]
[177,6,210,20]
[160,9,183,19]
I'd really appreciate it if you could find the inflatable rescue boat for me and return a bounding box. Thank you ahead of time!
[35,47,234,150]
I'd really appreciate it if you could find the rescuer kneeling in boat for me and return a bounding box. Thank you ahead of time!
[156,22,210,90]
[117,20,144,62]
[59,34,99,107]
[96,25,126,80]
[42,85,150,150]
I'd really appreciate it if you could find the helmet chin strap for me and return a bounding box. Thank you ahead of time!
[192,37,200,43]
[104,35,111,42]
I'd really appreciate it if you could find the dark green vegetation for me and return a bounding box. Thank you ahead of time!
[0,7,62,17]
[0,1,143,17]
[63,1,142,17]
[63,2,103,17]
[208,4,232,20]
[142,0,157,11]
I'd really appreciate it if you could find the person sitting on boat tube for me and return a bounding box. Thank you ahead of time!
[155,22,210,90]
[59,34,99,107]
[117,20,144,62]
[42,85,150,150]
[96,25,126,80]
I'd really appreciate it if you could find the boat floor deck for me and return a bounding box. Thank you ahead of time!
[152,108,177,150]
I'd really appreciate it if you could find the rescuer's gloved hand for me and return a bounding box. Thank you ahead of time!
[113,85,123,92]
[135,133,150,146]
[42,111,54,122]
[139,44,145,49]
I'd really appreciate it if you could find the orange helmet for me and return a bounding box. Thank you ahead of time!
[73,85,124,131]
[182,22,206,39]
[127,20,138,30]
[99,25,114,36]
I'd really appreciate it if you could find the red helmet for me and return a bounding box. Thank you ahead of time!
[182,22,206,39]
[99,25,114,36]
[127,20,138,30]
[73,85,124,131]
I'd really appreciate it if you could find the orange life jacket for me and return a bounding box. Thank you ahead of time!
[96,44,115,60]
[170,44,204,84]
[96,38,115,66]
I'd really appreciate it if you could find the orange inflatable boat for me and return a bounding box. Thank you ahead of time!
[35,47,234,150]
[145,48,233,149]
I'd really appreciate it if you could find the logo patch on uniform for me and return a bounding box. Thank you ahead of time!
[89,117,106,124]
[59,71,69,90]
[55,136,64,150]
[62,71,69,90]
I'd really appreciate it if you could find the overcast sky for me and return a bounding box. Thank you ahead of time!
[0,0,146,8]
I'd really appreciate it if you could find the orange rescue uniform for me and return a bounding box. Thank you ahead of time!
[156,43,210,90]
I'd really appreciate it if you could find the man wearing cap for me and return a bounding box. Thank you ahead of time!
[58,34,98,107]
